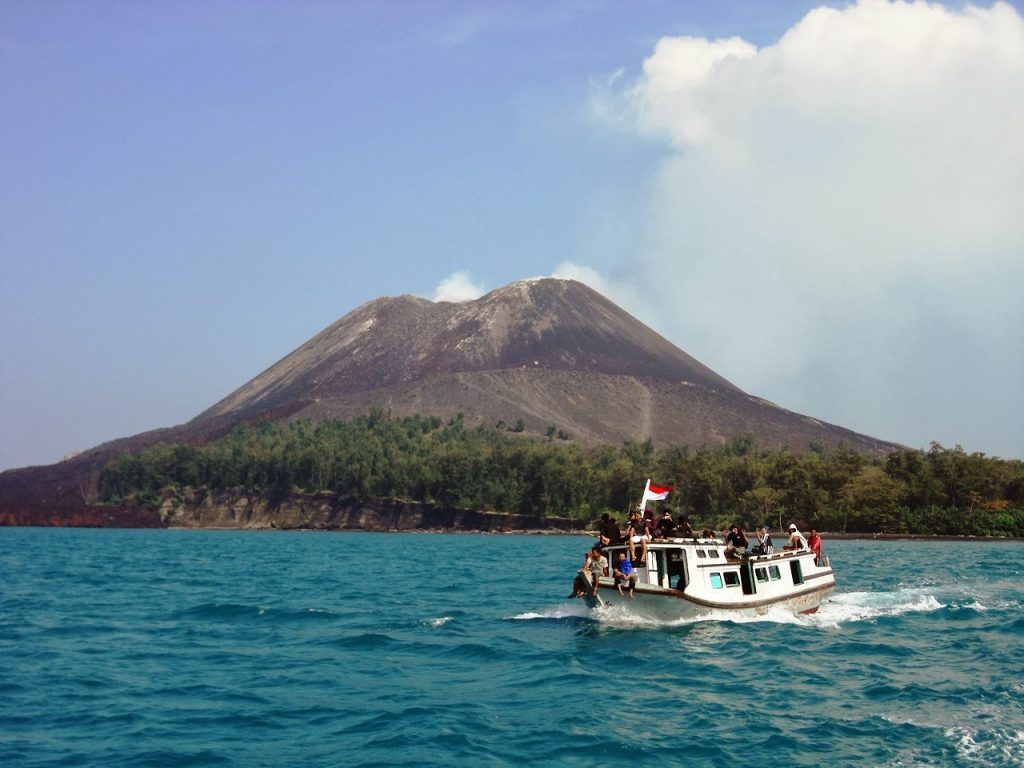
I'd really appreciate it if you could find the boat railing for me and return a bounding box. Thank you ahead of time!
[658,537,721,546]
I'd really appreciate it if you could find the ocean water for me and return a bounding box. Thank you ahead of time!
[1,529,1021,768]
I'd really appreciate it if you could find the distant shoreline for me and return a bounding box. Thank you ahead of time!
[797,531,1024,543]
[3,521,1019,542]
[542,529,1024,543]
[159,525,1022,542]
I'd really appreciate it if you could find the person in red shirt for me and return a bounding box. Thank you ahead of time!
[807,529,823,564]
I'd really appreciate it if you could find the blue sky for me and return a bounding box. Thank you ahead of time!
[2,0,1023,470]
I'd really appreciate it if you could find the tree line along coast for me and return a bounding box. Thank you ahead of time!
[96,412,1024,538]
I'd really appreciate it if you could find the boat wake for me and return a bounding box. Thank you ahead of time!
[515,586,949,630]
[882,706,1024,768]
[508,603,593,621]
[812,588,944,628]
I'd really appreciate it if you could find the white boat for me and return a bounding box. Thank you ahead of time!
[578,536,836,619]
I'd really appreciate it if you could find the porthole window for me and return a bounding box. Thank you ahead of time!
[707,549,720,558]
[696,549,706,558]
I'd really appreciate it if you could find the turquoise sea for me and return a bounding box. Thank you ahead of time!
[1,528,1022,768]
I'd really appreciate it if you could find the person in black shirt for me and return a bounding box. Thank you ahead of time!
[725,524,748,558]
[598,513,620,549]
[656,509,676,539]
[752,524,774,555]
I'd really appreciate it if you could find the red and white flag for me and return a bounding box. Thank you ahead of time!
[640,479,673,506]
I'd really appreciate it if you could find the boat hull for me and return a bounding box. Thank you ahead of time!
[583,580,833,620]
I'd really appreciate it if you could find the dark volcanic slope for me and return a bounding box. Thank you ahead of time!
[194,278,739,424]
[191,278,895,455]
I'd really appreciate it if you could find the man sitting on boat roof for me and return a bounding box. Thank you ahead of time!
[655,509,676,539]
[725,525,749,559]
[598,512,621,549]
[785,524,808,551]
[626,509,649,565]
[675,516,695,538]
[752,524,774,555]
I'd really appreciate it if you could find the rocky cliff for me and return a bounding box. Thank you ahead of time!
[157,490,584,533]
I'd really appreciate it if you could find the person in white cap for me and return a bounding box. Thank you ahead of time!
[784,523,808,551]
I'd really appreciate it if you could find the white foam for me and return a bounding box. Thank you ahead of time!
[811,589,945,627]
[508,603,592,620]
[948,725,1024,767]
[580,601,810,629]
[515,587,950,629]
[875,713,1024,768]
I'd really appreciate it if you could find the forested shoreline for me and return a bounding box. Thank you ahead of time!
[97,411,1024,537]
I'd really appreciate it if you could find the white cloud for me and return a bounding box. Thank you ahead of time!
[551,261,612,294]
[432,271,486,303]
[591,0,1024,458]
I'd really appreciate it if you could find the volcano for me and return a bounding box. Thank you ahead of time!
[0,278,898,524]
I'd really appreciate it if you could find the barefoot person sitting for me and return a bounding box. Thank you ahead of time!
[568,547,608,598]
[626,509,649,565]
[586,546,607,596]
[613,552,637,598]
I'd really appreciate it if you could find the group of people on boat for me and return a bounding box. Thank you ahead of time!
[567,545,641,600]
[573,507,695,600]
[724,522,822,560]
[599,508,695,551]
[570,512,826,601]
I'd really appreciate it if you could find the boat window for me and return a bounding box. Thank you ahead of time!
[790,560,804,585]
[709,573,723,589]
[695,549,706,558]
[667,550,688,590]
[706,549,720,558]
[755,568,768,583]
[723,571,740,588]
[768,565,781,581]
